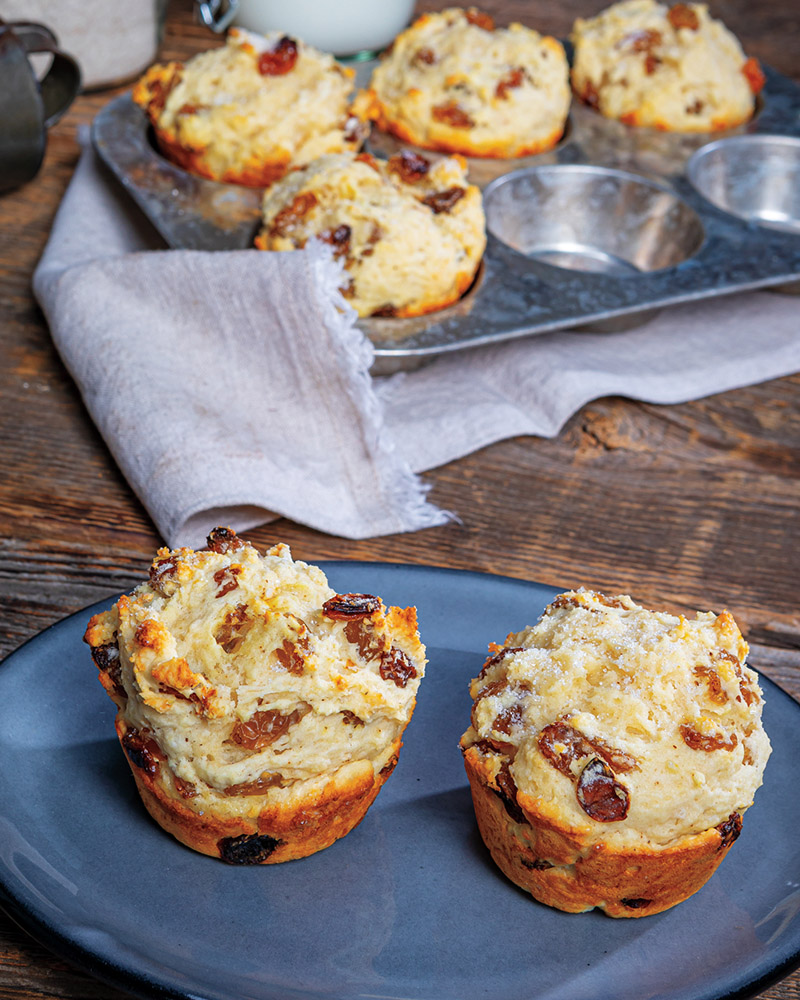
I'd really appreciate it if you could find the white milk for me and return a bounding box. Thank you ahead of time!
[230,0,415,56]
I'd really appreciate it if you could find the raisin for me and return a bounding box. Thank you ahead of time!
[644,53,661,74]
[229,704,310,751]
[520,857,553,870]
[474,737,517,760]
[257,36,298,76]
[493,761,526,823]
[224,774,285,795]
[415,47,436,65]
[496,67,526,99]
[742,57,765,94]
[158,682,201,706]
[146,66,182,117]
[667,3,700,30]
[215,603,252,653]
[218,832,282,864]
[539,722,593,775]
[624,28,663,51]
[581,80,600,110]
[622,897,652,909]
[465,9,495,30]
[173,774,197,798]
[694,663,727,703]
[380,646,417,687]
[576,757,630,822]
[149,556,179,595]
[493,702,524,735]
[715,650,757,705]
[318,224,351,258]
[380,755,398,777]
[538,721,638,776]
[371,304,397,318]
[474,735,516,756]
[205,527,245,554]
[269,192,318,238]
[178,103,202,115]
[686,98,705,114]
[423,187,466,214]
[478,646,525,679]
[344,618,386,661]
[275,637,307,675]
[91,640,124,696]
[432,102,475,128]
[122,727,163,775]
[213,565,241,598]
[716,811,742,849]
[680,725,738,752]
[388,150,432,183]
[342,710,365,726]
[323,593,381,620]
[471,680,508,727]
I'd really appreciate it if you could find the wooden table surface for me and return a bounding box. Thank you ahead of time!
[1,0,798,997]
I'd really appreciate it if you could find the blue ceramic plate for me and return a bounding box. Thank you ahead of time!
[1,563,799,1000]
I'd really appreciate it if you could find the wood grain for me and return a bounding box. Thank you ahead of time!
[1,0,798,998]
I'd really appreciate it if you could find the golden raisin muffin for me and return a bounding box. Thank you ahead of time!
[460,589,771,917]
[84,528,426,864]
[358,7,570,158]
[131,28,368,186]
[255,149,486,318]
[571,0,765,132]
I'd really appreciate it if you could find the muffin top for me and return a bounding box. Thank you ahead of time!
[463,589,770,848]
[365,7,570,157]
[571,0,764,132]
[85,529,426,807]
[132,28,366,184]
[255,149,486,318]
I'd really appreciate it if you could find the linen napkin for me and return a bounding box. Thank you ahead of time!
[34,139,800,546]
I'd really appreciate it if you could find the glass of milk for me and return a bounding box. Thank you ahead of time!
[196,0,416,57]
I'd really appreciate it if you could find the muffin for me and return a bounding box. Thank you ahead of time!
[571,0,765,132]
[460,589,771,916]
[359,7,570,158]
[254,149,486,318]
[84,528,426,864]
[131,28,369,186]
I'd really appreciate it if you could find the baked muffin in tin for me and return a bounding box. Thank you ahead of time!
[255,149,486,318]
[132,28,368,186]
[571,0,765,132]
[359,7,570,158]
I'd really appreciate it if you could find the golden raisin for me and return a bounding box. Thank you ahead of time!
[668,4,700,30]
[323,593,381,620]
[379,646,417,687]
[257,36,298,75]
[496,66,525,99]
[423,187,466,214]
[576,757,630,821]
[465,9,495,30]
[680,724,738,752]
[432,102,475,129]
[387,150,431,183]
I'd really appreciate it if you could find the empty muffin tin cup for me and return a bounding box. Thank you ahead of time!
[485,164,704,274]
[483,164,705,331]
[687,134,800,235]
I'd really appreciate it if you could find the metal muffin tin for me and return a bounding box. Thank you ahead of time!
[92,62,800,374]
